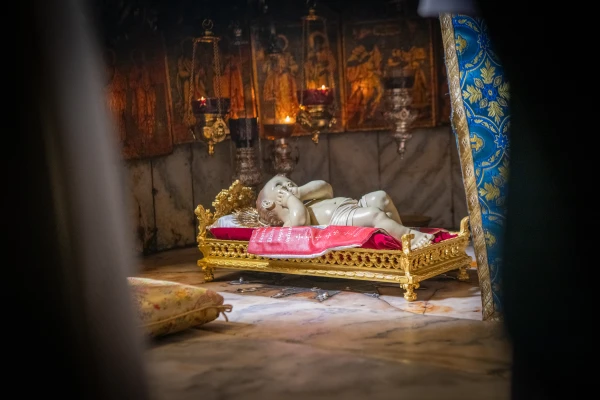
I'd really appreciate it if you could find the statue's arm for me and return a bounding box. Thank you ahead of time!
[297,180,333,201]
[280,196,310,227]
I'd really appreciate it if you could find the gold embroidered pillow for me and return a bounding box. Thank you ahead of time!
[128,277,232,338]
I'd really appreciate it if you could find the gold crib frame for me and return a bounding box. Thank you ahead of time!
[195,181,472,301]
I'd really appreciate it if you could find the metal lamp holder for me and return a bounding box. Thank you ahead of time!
[187,19,231,155]
[297,2,337,144]
[229,22,263,188]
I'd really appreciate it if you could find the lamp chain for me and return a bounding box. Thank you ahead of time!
[300,16,306,104]
[187,39,198,138]
[237,40,252,147]
[322,17,334,90]
[213,39,222,115]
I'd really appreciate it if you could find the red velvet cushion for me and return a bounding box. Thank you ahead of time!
[361,232,402,250]
[209,227,457,250]
[209,227,254,241]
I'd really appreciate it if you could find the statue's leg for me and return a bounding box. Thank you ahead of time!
[352,207,433,250]
[361,190,402,223]
[401,283,420,301]
[457,265,469,281]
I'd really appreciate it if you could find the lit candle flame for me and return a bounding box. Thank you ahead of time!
[321,85,326,90]
[285,116,291,123]
[200,96,205,101]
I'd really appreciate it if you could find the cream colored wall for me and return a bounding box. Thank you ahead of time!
[124,126,467,254]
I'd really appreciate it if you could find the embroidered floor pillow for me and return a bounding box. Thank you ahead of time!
[128,277,232,338]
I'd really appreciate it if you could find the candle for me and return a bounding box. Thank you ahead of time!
[273,115,294,124]
[191,97,231,115]
[298,88,334,106]
[263,119,295,139]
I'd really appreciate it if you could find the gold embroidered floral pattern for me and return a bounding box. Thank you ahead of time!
[443,14,510,320]
[455,35,467,54]
[471,134,484,152]
[128,277,231,337]
[463,60,509,124]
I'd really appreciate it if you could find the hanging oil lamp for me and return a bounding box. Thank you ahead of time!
[296,2,337,144]
[187,19,231,155]
[383,65,418,159]
[259,21,299,176]
[228,22,262,188]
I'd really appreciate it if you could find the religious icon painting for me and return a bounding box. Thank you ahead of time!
[250,19,345,139]
[103,30,174,160]
[164,32,206,145]
[342,18,438,131]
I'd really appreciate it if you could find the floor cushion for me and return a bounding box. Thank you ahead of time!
[128,277,232,338]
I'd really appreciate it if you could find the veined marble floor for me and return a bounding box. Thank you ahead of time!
[137,245,512,400]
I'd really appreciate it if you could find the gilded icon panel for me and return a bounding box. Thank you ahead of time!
[341,18,437,131]
[250,20,345,139]
[165,33,208,145]
[102,31,174,160]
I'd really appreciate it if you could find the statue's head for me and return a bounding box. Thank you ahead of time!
[256,174,297,226]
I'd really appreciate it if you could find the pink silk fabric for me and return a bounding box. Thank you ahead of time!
[209,226,457,257]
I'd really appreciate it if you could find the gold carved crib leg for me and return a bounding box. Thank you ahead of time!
[457,265,469,281]
[401,283,420,301]
[201,265,215,282]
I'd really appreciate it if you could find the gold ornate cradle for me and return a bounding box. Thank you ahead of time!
[195,181,472,301]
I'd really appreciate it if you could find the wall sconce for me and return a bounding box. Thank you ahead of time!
[186,19,231,155]
[383,67,418,159]
[296,3,337,144]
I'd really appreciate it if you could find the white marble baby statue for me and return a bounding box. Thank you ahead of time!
[256,174,434,250]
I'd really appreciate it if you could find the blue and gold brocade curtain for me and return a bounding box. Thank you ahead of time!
[440,14,509,321]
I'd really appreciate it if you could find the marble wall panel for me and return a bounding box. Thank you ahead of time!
[328,132,380,200]
[152,145,196,251]
[191,140,236,228]
[288,135,331,185]
[378,127,454,228]
[124,160,155,254]
[256,135,331,187]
